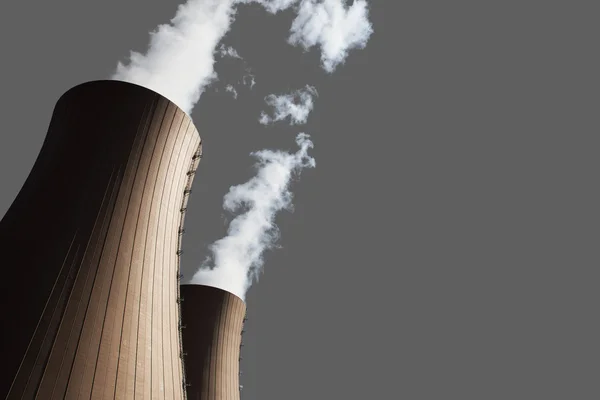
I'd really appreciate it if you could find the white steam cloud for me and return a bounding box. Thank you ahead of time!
[243,73,257,89]
[187,133,316,300]
[240,0,374,72]
[112,0,372,115]
[112,0,372,301]
[289,0,374,72]
[225,84,239,99]
[112,0,236,115]
[259,85,318,125]
[236,0,299,14]
[218,44,242,59]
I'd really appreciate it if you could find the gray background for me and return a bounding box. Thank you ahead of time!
[0,1,597,399]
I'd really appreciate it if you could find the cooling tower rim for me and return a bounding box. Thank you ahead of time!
[180,284,245,303]
[57,80,194,121]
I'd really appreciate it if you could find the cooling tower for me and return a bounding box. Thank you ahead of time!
[0,80,201,399]
[179,285,246,400]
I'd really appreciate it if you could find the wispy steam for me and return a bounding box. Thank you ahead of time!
[112,0,372,115]
[236,0,299,14]
[225,84,239,99]
[112,0,236,114]
[187,133,316,300]
[259,85,318,125]
[218,44,243,59]
[289,0,374,72]
[243,73,257,89]
[112,0,372,300]
[240,0,374,72]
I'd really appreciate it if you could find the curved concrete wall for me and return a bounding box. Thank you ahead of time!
[0,81,201,399]
[180,285,246,400]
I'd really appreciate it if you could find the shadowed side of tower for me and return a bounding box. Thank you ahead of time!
[180,285,246,400]
[0,80,201,399]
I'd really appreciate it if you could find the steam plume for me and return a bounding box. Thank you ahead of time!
[237,0,299,14]
[289,0,374,72]
[241,0,374,72]
[244,73,257,89]
[225,84,239,99]
[112,0,236,114]
[218,44,243,59]
[112,0,372,300]
[259,85,318,125]
[112,0,374,114]
[187,134,316,300]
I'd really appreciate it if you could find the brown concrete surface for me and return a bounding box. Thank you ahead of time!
[179,285,246,400]
[0,80,201,399]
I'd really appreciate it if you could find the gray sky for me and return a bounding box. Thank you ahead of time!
[0,1,597,399]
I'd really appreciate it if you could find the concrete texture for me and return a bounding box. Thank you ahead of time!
[0,80,201,399]
[180,285,246,400]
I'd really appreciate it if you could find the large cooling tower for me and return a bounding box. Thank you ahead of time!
[0,80,201,399]
[179,285,246,400]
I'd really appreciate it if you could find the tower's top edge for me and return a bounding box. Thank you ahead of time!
[59,80,194,120]
[180,284,246,303]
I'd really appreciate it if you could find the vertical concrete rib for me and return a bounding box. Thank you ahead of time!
[121,98,168,399]
[0,80,201,400]
[82,86,150,400]
[166,119,196,400]
[135,97,172,400]
[43,166,123,399]
[112,99,161,400]
[60,166,124,399]
[153,105,187,400]
[168,138,185,400]
[170,119,194,399]
[91,94,159,400]
[176,138,202,399]
[108,100,161,400]
[20,236,81,398]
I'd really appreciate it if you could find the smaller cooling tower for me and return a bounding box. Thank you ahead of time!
[180,284,246,400]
